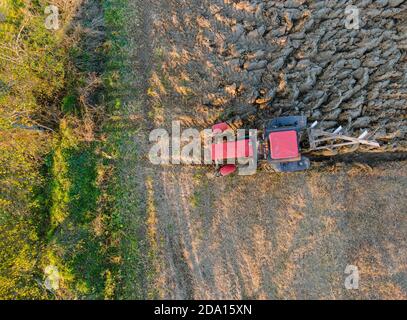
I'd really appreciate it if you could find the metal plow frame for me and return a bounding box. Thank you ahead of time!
[308,127,381,154]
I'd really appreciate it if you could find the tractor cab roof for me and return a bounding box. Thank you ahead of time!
[268,130,299,160]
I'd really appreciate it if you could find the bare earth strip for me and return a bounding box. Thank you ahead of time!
[126,0,407,299]
[154,163,407,299]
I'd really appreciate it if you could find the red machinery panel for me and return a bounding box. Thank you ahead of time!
[269,130,299,160]
[212,122,231,133]
[219,164,237,176]
[211,139,253,161]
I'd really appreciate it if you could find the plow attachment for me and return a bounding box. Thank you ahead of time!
[307,122,380,154]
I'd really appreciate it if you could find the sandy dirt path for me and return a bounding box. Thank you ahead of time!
[127,0,407,299]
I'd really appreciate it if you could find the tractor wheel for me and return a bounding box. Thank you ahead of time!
[218,164,237,177]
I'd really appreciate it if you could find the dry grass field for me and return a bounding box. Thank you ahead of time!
[123,0,407,299]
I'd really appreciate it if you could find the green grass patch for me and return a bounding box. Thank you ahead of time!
[40,120,109,298]
[1,0,151,299]
[101,0,155,299]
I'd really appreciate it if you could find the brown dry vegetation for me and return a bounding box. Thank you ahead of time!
[142,161,407,300]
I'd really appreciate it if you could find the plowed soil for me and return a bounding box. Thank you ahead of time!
[150,0,407,150]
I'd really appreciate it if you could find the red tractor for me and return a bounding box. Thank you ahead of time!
[210,116,380,177]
